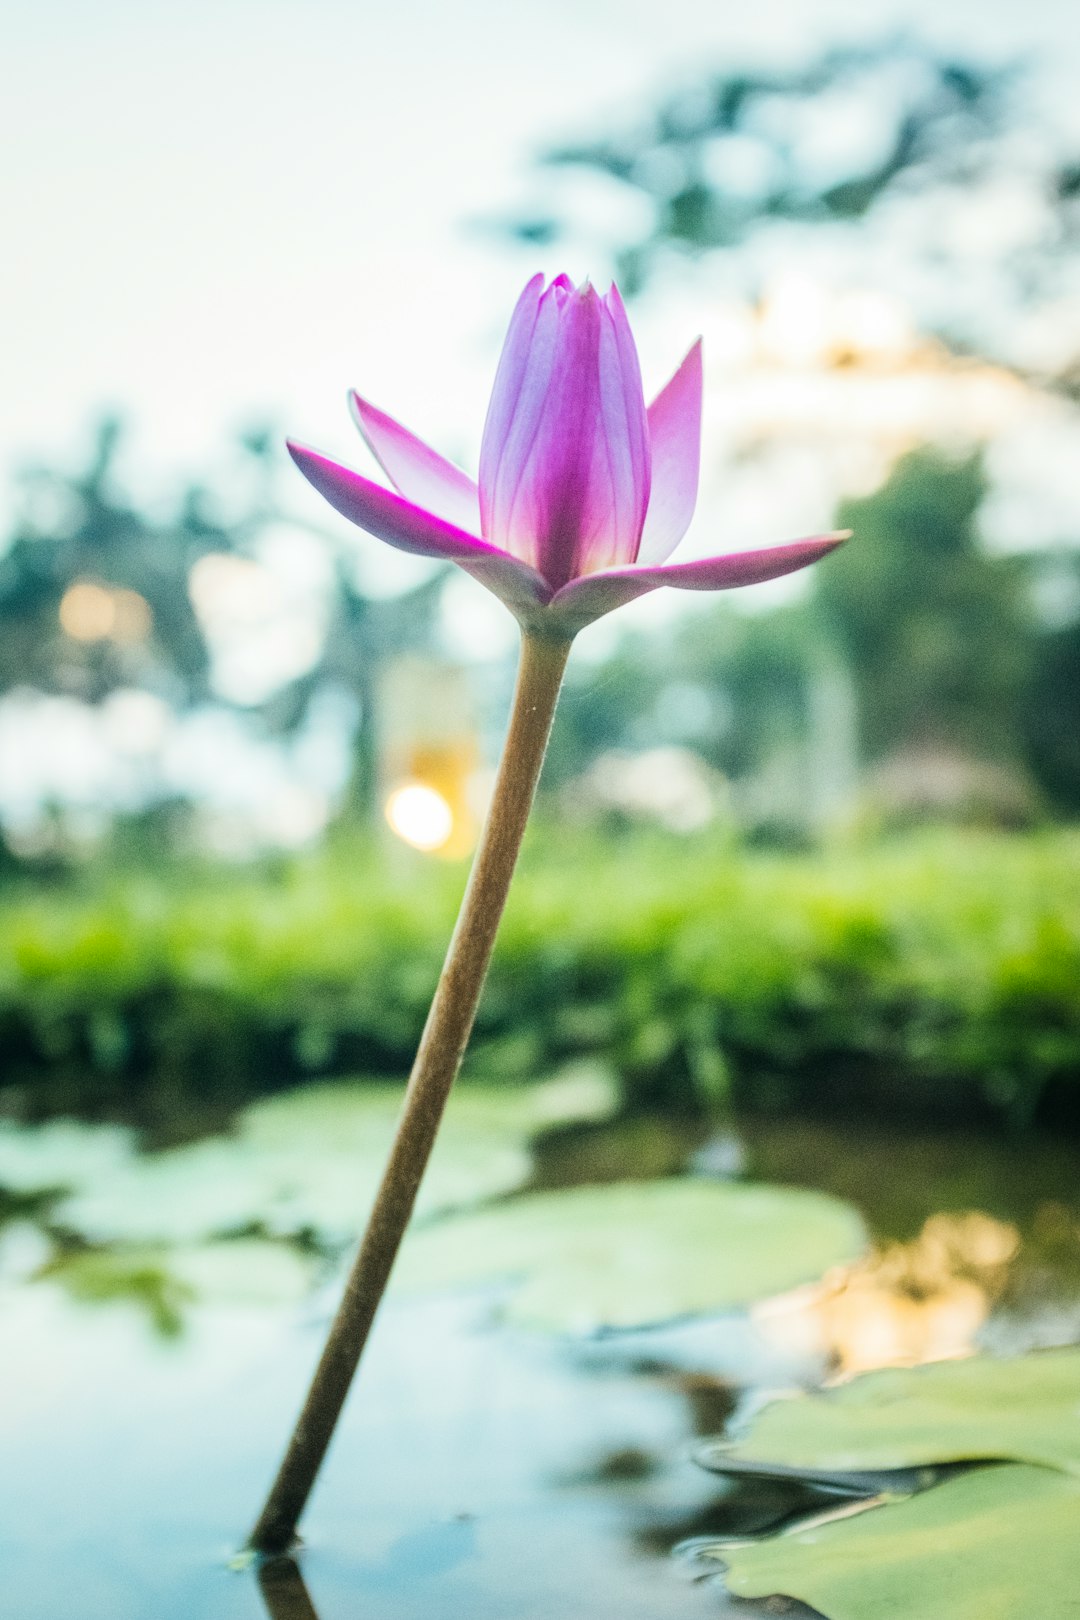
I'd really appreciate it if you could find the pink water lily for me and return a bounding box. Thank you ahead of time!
[288,274,846,637]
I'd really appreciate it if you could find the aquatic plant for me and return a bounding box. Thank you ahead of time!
[251,275,844,1553]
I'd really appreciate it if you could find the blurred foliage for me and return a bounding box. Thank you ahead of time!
[507,36,1080,338]
[823,452,1035,763]
[264,561,447,820]
[510,38,1005,283]
[0,417,240,708]
[0,416,447,822]
[550,448,1079,823]
[0,826,1077,1132]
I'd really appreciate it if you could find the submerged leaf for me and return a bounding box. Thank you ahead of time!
[36,1248,193,1338]
[395,1179,865,1331]
[719,1464,1080,1620]
[712,1347,1080,1477]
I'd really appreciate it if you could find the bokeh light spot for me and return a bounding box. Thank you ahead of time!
[385,782,454,851]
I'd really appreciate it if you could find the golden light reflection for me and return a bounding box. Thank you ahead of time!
[385,781,455,852]
[379,659,482,859]
[756,1211,1020,1378]
[59,581,153,644]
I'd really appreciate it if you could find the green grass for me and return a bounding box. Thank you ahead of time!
[1,827,1078,1128]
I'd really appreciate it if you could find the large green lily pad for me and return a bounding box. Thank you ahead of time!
[45,1068,617,1246]
[708,1347,1080,1478]
[394,1179,866,1332]
[719,1463,1080,1620]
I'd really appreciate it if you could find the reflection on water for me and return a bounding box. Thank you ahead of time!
[257,1559,319,1620]
[0,1104,1078,1619]
[756,1210,1020,1374]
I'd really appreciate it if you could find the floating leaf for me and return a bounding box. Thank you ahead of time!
[710,1347,1080,1478]
[718,1464,1080,1620]
[395,1180,866,1331]
[52,1071,617,1247]
[0,1119,132,1198]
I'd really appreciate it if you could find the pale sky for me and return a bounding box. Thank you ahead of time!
[4,0,1079,490]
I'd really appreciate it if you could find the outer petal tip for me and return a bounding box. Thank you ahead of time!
[545,529,849,633]
[637,339,704,564]
[343,390,481,534]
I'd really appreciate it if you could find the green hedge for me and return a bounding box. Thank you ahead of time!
[1,828,1078,1130]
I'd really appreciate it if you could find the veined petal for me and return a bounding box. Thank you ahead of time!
[480,279,651,590]
[638,340,702,565]
[587,284,651,573]
[546,533,850,634]
[478,271,548,511]
[288,442,551,618]
[349,392,481,534]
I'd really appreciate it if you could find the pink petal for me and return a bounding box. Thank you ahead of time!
[594,284,652,571]
[349,392,481,534]
[546,533,850,634]
[288,442,551,619]
[638,340,703,565]
[479,279,651,589]
[478,272,548,518]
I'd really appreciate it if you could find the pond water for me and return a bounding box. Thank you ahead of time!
[2,1085,1078,1620]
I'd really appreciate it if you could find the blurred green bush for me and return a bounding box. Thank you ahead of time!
[1,828,1077,1131]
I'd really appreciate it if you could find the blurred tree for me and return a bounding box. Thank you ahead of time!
[263,560,448,822]
[0,416,235,707]
[548,450,1061,833]
[501,35,1080,413]
[0,415,450,842]
[548,602,813,831]
[819,449,1036,764]
[503,40,1080,347]
[501,35,1080,826]
[506,42,1012,286]
[1021,554,1080,814]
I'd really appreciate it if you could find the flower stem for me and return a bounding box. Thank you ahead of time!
[248,630,572,1555]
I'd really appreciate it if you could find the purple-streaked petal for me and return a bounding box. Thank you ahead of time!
[479,279,651,589]
[349,392,481,534]
[591,284,651,572]
[288,442,551,619]
[546,533,850,634]
[638,340,703,565]
[478,272,547,513]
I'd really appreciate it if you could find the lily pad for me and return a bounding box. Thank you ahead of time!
[51,1069,618,1247]
[0,1119,132,1199]
[709,1347,1080,1477]
[718,1463,1080,1620]
[394,1180,866,1332]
